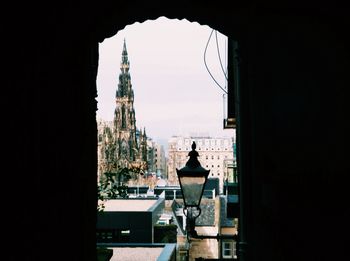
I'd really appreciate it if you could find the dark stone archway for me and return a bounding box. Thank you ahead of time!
[4,2,350,261]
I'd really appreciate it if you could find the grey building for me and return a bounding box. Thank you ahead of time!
[97,198,165,243]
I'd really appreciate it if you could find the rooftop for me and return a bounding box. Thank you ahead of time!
[109,247,162,261]
[102,199,158,212]
[97,243,176,261]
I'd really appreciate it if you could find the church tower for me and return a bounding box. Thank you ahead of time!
[97,40,148,184]
[113,39,146,170]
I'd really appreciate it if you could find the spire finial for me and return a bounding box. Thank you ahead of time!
[122,38,127,54]
[121,38,129,65]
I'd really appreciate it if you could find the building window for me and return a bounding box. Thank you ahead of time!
[222,241,237,259]
[121,105,126,129]
[96,229,130,243]
[120,230,130,242]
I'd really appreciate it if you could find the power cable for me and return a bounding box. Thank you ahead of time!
[215,30,228,81]
[204,29,227,94]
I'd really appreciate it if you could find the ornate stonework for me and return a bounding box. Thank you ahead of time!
[98,40,148,182]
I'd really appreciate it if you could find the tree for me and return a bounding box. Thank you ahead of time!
[97,167,137,210]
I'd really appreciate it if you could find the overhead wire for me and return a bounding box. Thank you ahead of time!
[215,30,228,81]
[204,29,227,94]
[222,37,228,120]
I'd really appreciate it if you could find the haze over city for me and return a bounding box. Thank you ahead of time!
[96,16,234,145]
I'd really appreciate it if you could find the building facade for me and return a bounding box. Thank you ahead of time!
[96,198,165,243]
[151,141,167,179]
[97,119,114,181]
[97,40,148,183]
[137,138,167,179]
[167,135,235,193]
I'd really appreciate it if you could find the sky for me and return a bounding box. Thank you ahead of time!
[96,16,234,144]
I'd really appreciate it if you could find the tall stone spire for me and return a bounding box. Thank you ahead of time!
[98,40,149,185]
[111,40,147,171]
[116,39,133,99]
[122,38,129,65]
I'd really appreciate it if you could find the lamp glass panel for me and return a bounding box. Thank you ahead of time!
[180,176,206,207]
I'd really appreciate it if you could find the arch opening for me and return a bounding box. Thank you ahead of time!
[95,16,240,261]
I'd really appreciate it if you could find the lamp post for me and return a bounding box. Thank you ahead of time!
[176,142,238,241]
[176,141,209,237]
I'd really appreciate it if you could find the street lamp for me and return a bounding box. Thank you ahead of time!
[176,141,210,237]
[177,141,238,241]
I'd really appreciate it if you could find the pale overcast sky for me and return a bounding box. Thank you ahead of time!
[96,16,234,142]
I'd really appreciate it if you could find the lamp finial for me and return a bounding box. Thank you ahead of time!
[186,142,201,168]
